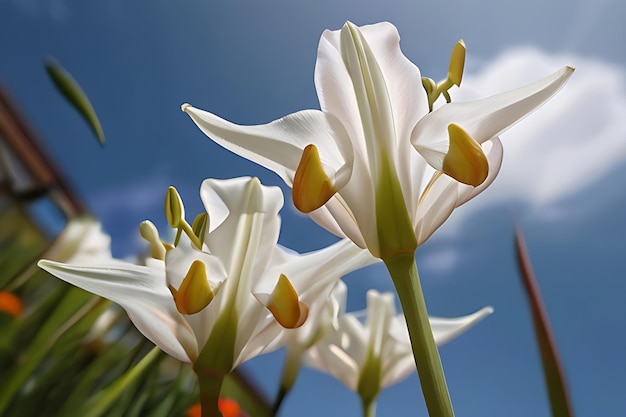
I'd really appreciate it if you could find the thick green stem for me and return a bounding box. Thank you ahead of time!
[197,372,226,417]
[360,397,377,417]
[384,252,454,417]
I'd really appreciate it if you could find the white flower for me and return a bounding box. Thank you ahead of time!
[304,289,493,397]
[182,21,573,260]
[38,177,375,372]
[44,216,112,264]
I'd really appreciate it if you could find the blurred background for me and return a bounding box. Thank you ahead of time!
[0,0,624,416]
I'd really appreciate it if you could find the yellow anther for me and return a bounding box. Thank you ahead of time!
[448,40,466,87]
[442,124,489,186]
[168,260,214,315]
[165,186,185,228]
[265,274,308,329]
[292,144,337,213]
[139,220,166,260]
[0,291,23,318]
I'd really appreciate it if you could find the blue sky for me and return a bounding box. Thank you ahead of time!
[1,1,625,416]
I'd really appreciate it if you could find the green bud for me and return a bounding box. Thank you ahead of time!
[191,212,208,244]
[165,186,185,228]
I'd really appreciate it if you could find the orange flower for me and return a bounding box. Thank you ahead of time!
[185,398,245,417]
[0,291,23,317]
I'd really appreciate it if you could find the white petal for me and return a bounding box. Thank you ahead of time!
[412,66,574,170]
[200,177,282,277]
[164,236,227,289]
[414,175,459,246]
[183,105,353,189]
[413,137,503,245]
[430,306,494,345]
[272,239,378,304]
[315,22,428,165]
[37,260,198,362]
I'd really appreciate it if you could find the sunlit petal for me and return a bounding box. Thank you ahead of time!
[412,66,574,173]
[183,105,353,188]
[38,260,198,362]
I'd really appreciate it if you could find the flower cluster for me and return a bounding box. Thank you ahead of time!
[39,20,572,417]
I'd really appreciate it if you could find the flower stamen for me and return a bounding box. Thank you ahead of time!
[442,123,489,186]
[169,260,214,315]
[292,144,337,213]
[257,273,308,329]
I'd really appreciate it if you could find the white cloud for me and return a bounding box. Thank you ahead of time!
[421,48,626,270]
[445,47,626,225]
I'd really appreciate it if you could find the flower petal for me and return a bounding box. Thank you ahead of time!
[316,22,428,213]
[200,177,282,280]
[182,105,353,189]
[414,137,503,245]
[430,306,494,345]
[315,21,428,163]
[412,66,574,172]
[37,259,198,362]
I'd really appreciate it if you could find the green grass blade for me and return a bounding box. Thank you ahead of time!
[44,58,105,146]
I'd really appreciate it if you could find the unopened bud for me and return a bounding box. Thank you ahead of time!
[165,186,185,228]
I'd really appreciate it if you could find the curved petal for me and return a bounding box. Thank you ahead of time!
[200,177,282,276]
[165,236,227,290]
[271,238,378,303]
[183,105,353,189]
[37,260,197,362]
[456,137,504,206]
[430,306,494,345]
[412,66,574,172]
[387,306,493,349]
[413,137,503,245]
[414,174,459,246]
[315,22,428,163]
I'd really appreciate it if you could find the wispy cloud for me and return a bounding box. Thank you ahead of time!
[449,48,626,221]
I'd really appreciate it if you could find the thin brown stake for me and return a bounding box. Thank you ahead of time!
[515,226,575,417]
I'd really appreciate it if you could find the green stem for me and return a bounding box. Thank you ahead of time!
[197,371,226,417]
[360,397,376,417]
[384,252,454,417]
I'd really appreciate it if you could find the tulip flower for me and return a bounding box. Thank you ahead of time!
[182,21,573,416]
[39,177,375,417]
[305,289,493,417]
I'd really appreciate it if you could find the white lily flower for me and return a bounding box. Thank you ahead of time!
[38,177,376,373]
[44,216,113,264]
[183,21,573,259]
[304,289,493,398]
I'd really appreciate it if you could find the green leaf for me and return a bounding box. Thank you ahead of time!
[44,58,105,146]
[515,227,575,417]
